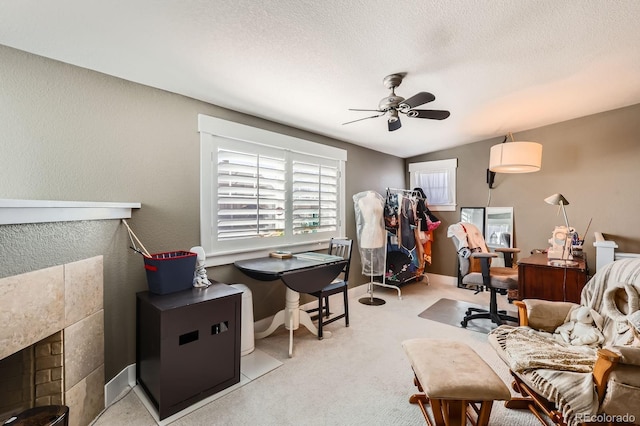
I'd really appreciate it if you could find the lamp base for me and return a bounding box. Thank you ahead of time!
[359,296,386,306]
[548,259,579,268]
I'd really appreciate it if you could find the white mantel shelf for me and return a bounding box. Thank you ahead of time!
[0,199,141,225]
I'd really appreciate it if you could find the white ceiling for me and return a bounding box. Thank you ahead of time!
[1,1,640,158]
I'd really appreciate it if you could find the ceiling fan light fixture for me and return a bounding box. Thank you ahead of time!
[344,74,449,131]
[489,133,542,173]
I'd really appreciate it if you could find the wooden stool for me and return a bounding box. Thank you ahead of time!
[402,338,510,426]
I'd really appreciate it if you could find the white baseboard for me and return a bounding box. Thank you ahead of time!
[105,364,136,407]
[425,273,458,286]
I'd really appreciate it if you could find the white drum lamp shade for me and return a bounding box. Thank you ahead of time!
[489,141,542,173]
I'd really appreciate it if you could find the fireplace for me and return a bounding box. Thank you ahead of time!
[0,331,64,417]
[0,256,105,426]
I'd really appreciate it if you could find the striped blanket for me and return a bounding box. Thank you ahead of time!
[490,257,640,426]
[491,326,599,425]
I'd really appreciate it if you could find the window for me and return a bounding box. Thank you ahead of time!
[408,159,457,211]
[199,115,347,265]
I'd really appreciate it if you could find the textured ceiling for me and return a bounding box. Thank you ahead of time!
[1,1,640,158]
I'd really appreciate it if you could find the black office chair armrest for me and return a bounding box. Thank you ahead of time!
[495,247,520,268]
[470,252,498,258]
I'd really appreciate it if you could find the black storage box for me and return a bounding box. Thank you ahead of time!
[143,251,197,295]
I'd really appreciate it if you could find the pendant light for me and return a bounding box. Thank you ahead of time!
[489,132,542,173]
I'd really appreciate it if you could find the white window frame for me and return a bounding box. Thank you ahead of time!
[408,158,457,211]
[198,114,347,266]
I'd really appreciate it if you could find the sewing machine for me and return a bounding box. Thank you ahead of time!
[548,225,573,260]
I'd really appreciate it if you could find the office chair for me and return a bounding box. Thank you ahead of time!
[447,223,519,327]
[306,238,353,339]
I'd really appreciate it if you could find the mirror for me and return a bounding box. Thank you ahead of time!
[460,207,485,235]
[458,207,485,288]
[485,207,514,267]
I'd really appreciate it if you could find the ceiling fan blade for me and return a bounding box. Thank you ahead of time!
[342,113,385,125]
[406,109,450,120]
[399,92,435,109]
[388,117,402,132]
[348,108,384,112]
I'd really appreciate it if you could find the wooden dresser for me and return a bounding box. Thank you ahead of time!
[517,253,589,303]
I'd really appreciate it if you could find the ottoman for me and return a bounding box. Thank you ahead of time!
[402,338,510,426]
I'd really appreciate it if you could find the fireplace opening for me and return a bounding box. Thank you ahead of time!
[0,331,64,422]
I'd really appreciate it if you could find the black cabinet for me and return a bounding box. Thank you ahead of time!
[136,284,242,419]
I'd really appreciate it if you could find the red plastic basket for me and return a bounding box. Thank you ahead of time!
[143,251,197,295]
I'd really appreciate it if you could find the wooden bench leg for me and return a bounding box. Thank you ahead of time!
[476,401,494,426]
[409,373,500,426]
[430,399,446,426]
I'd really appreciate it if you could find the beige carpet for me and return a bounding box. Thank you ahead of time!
[91,278,544,426]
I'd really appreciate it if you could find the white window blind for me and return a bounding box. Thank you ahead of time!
[199,115,347,265]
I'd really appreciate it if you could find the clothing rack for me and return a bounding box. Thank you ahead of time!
[386,187,424,198]
[380,187,431,293]
[373,233,402,300]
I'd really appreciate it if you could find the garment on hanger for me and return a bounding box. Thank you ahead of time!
[422,230,433,266]
[384,190,399,232]
[398,195,417,252]
[412,187,438,268]
[446,222,488,256]
[413,187,441,232]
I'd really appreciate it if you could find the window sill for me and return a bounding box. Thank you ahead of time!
[204,240,331,267]
[428,205,456,212]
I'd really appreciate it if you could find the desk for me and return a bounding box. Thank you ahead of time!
[517,253,589,303]
[235,253,346,357]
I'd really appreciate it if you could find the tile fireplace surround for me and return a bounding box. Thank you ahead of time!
[0,256,104,426]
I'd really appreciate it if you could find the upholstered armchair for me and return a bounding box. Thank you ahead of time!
[489,258,640,426]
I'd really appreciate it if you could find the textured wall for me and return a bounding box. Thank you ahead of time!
[406,103,640,277]
[0,44,405,381]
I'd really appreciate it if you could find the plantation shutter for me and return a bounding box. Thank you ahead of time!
[217,146,286,240]
[292,154,339,235]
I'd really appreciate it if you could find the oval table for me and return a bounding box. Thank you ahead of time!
[235,252,347,357]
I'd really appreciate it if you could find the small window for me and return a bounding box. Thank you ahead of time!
[408,159,457,211]
[199,115,347,265]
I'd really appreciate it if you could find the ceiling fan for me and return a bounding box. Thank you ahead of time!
[343,73,450,132]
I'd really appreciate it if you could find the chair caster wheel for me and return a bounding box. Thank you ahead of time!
[460,321,468,328]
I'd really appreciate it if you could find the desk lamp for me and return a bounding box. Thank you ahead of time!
[544,193,577,266]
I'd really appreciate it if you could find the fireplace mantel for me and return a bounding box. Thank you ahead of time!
[0,199,141,225]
